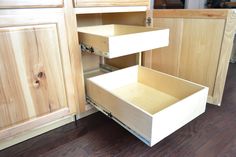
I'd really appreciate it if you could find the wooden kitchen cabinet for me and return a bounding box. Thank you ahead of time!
[0,9,77,140]
[143,9,236,106]
[77,9,208,146]
[77,9,236,146]
[1,0,235,148]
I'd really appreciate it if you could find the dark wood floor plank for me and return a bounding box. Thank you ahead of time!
[194,121,236,157]
[1,63,236,157]
[217,133,236,157]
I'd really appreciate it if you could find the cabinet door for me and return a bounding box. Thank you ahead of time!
[146,18,184,76]
[0,10,76,138]
[179,19,224,96]
[144,10,226,104]
[0,0,63,8]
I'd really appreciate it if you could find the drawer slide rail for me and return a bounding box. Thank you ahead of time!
[86,97,151,146]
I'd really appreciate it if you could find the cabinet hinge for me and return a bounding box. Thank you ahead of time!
[146,17,152,26]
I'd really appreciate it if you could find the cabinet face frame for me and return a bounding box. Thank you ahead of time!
[0,9,77,140]
[73,0,150,14]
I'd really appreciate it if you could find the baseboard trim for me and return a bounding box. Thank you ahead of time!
[76,104,98,120]
[0,115,74,150]
[0,105,98,150]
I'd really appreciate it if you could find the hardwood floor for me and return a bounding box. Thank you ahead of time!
[1,63,236,157]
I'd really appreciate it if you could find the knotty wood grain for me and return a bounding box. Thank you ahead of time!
[0,32,29,129]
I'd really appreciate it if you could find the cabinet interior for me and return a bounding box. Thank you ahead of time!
[77,12,149,108]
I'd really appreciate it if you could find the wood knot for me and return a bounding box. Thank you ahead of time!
[33,80,40,88]
[37,72,45,79]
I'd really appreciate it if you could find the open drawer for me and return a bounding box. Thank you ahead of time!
[86,66,208,146]
[78,24,169,58]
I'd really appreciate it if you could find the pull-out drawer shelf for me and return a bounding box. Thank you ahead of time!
[86,66,208,146]
[78,24,169,58]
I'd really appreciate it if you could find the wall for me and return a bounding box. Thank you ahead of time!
[185,0,207,9]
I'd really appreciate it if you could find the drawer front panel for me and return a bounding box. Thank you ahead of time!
[0,0,63,8]
[74,0,149,7]
[151,88,208,146]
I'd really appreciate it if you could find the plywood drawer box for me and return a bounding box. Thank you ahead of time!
[78,24,169,58]
[86,66,208,146]
[74,0,149,7]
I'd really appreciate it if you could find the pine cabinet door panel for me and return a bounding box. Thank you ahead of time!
[151,18,183,76]
[179,19,225,96]
[0,11,76,132]
[0,33,29,129]
[0,25,67,118]
[11,25,66,116]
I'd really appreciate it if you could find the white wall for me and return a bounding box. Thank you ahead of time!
[185,0,207,9]
[150,0,154,9]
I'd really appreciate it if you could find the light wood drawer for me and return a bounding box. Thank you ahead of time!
[78,24,169,58]
[86,66,208,146]
[74,0,149,7]
[0,0,63,8]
